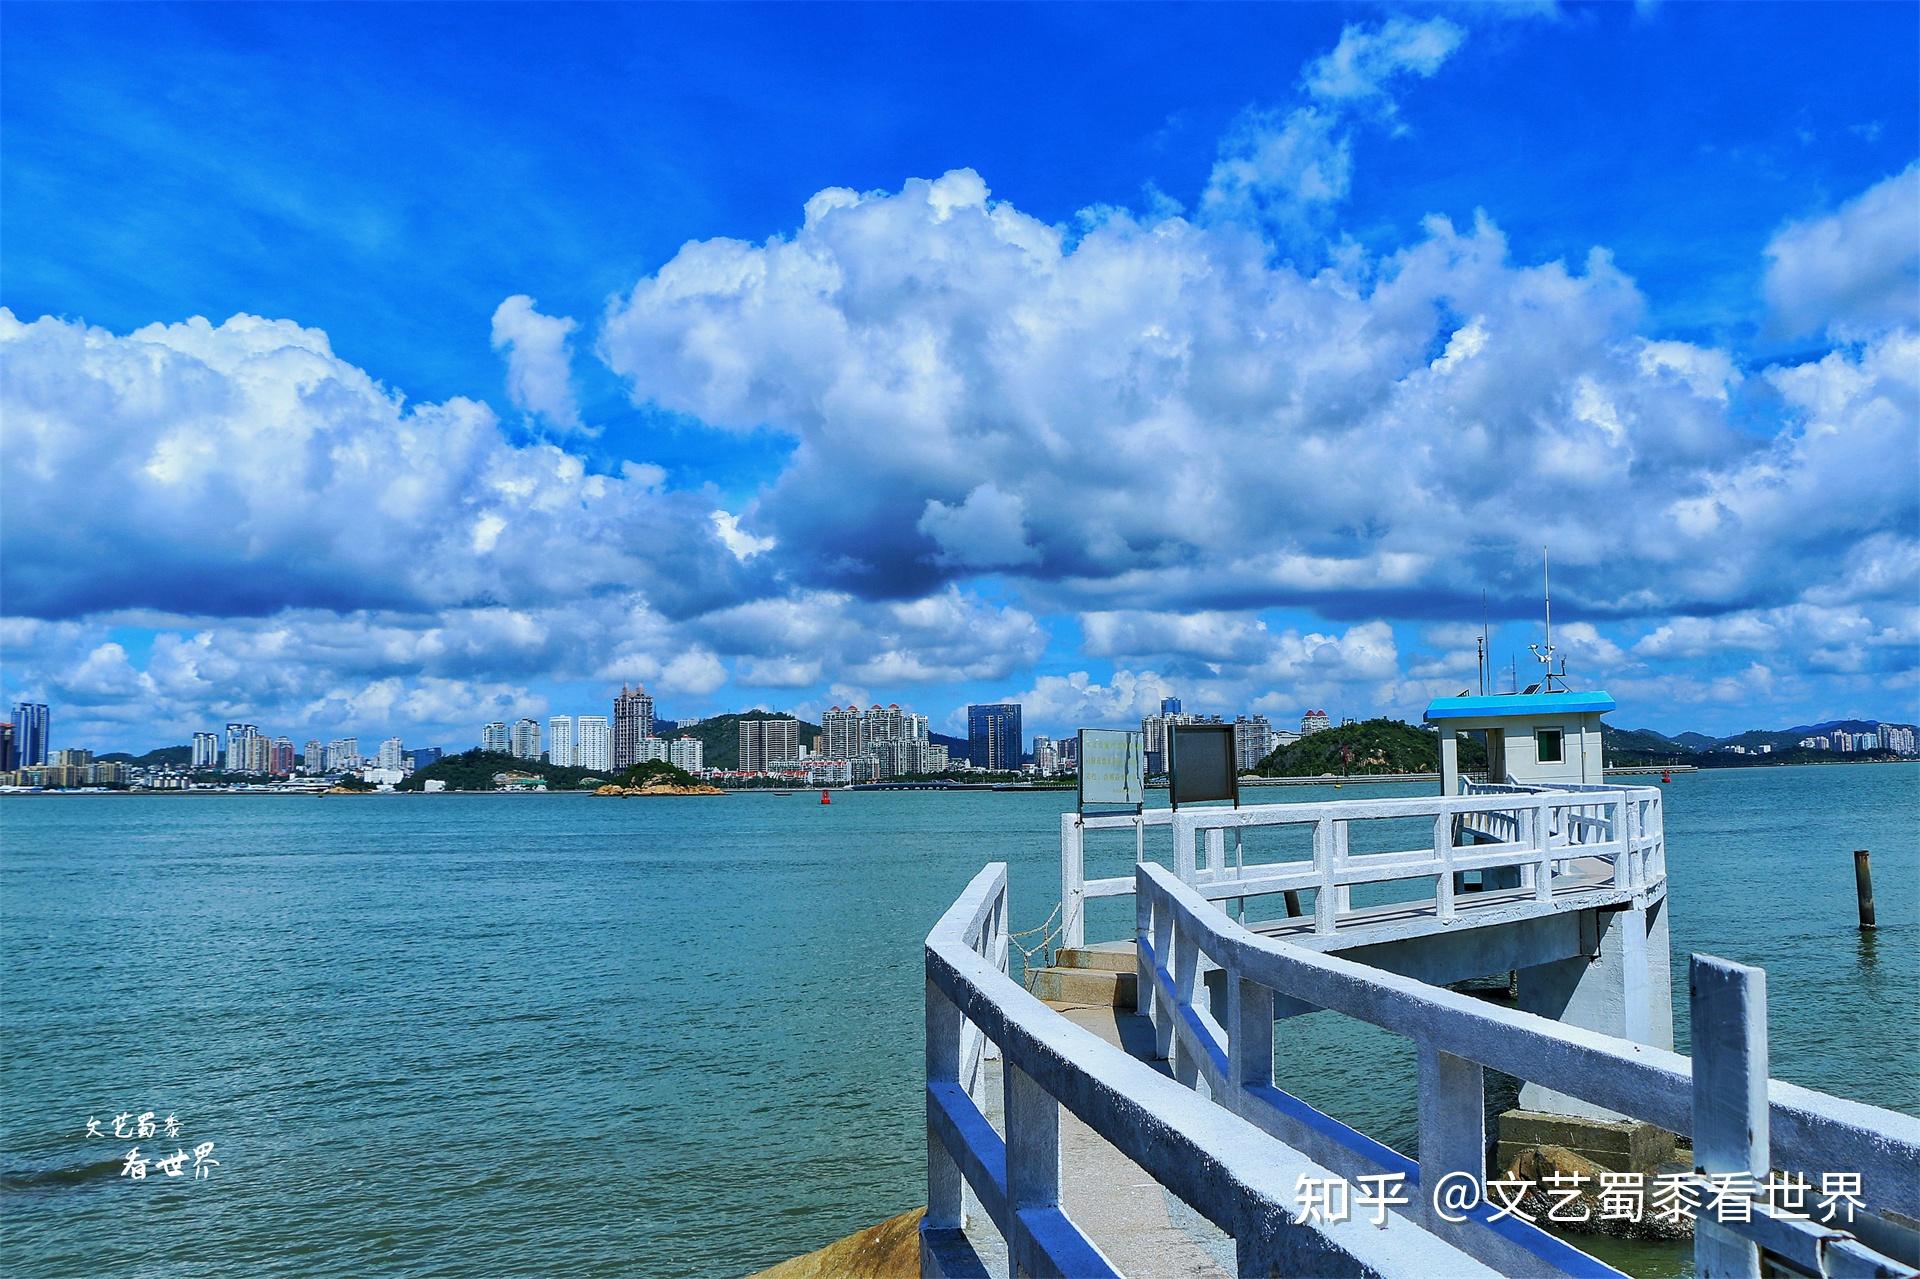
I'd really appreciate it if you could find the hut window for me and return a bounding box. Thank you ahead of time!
[1536,728,1564,764]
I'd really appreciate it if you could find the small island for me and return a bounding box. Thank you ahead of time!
[592,760,723,797]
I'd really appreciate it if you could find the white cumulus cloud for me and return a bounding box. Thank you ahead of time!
[1763,163,1920,339]
[490,294,587,432]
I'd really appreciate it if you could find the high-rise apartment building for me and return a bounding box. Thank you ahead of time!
[669,736,704,772]
[867,703,907,745]
[224,722,255,769]
[549,716,576,768]
[377,737,406,771]
[576,716,611,772]
[612,684,655,770]
[822,705,867,760]
[482,721,510,753]
[510,718,541,760]
[220,724,265,772]
[271,737,297,776]
[1300,710,1332,736]
[192,732,221,770]
[303,739,325,773]
[326,738,360,771]
[12,703,50,767]
[967,704,1023,771]
[738,718,799,772]
[0,722,13,773]
[1234,715,1274,771]
[1032,735,1058,775]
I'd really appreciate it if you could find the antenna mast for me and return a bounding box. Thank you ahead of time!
[1479,591,1489,696]
[1527,546,1568,692]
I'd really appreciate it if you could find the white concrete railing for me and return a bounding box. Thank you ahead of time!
[1135,862,1920,1279]
[1060,787,1665,949]
[923,863,1502,1279]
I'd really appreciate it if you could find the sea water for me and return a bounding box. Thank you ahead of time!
[1,764,1914,1277]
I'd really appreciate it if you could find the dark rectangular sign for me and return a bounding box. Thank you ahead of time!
[1169,723,1238,808]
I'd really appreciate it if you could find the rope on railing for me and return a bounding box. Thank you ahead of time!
[1008,902,1064,986]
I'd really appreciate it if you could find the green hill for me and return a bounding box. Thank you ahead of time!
[1253,719,1486,777]
[659,711,821,770]
[396,749,614,792]
[98,744,194,767]
[1600,725,1694,764]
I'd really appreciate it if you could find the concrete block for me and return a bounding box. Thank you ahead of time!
[1053,945,1137,974]
[1495,1107,1675,1175]
[1028,966,1136,1009]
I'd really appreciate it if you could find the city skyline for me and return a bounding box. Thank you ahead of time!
[2,6,1916,753]
[12,683,1917,782]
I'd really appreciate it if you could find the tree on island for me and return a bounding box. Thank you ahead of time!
[396,749,612,792]
[615,759,701,789]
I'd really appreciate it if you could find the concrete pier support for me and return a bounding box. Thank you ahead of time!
[1499,898,1675,1171]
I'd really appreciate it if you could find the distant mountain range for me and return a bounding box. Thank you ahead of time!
[1602,719,1913,763]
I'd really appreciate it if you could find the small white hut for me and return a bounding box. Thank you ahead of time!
[1424,690,1615,794]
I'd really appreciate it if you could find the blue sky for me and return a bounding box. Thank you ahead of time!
[3,2,1916,752]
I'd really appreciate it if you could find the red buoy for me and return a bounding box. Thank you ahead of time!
[820,789,832,805]
[1661,770,1672,784]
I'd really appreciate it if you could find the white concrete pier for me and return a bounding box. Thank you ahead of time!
[927,779,1920,1279]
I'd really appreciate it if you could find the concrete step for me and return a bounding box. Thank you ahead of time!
[1029,965,1137,1009]
[1055,944,1138,973]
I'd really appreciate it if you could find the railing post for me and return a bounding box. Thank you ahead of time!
[1171,916,1201,1087]
[1313,819,1337,935]
[925,976,966,1232]
[1611,796,1632,888]
[1434,812,1455,922]
[1061,812,1086,950]
[1532,798,1553,901]
[1136,876,1154,1030]
[1334,819,1352,915]
[1227,967,1275,1109]
[1204,826,1226,881]
[1173,812,1198,884]
[1001,899,1012,975]
[1004,1060,1061,1278]
[1690,955,1768,1279]
[1151,885,1175,1063]
[1417,1043,1485,1231]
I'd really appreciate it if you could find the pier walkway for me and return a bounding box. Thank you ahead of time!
[926,782,1919,1279]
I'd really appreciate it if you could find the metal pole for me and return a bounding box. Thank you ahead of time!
[1855,849,1876,929]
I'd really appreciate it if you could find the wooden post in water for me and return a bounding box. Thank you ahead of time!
[1854,849,1876,929]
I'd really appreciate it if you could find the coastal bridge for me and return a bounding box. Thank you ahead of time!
[923,780,1919,1279]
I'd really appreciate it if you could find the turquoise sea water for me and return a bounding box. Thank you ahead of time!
[2,764,1915,1277]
